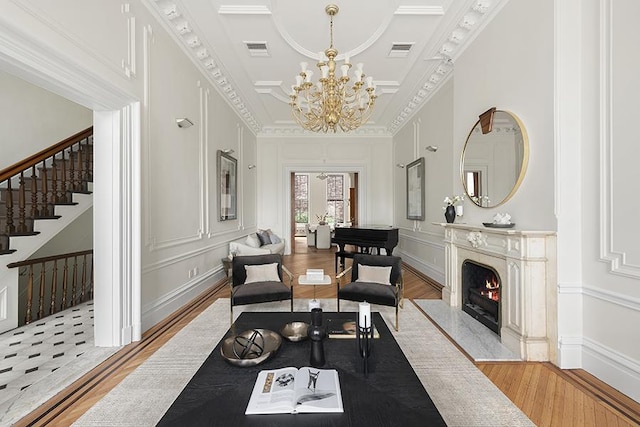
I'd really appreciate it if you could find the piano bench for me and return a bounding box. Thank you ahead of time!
[335,251,357,273]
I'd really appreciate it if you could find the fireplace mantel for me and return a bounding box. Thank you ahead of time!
[439,223,557,362]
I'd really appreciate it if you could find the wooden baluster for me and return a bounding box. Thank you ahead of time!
[17,172,27,234]
[41,160,50,217]
[77,141,85,191]
[80,253,87,302]
[49,260,58,315]
[5,179,15,234]
[61,257,69,311]
[85,137,92,182]
[38,261,46,320]
[25,266,34,324]
[71,256,78,306]
[30,165,39,218]
[89,256,94,299]
[60,149,69,203]
[51,156,59,203]
[69,144,78,192]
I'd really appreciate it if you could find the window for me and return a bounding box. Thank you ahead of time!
[294,174,309,224]
[326,174,344,223]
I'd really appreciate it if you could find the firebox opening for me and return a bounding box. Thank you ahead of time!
[461,260,501,335]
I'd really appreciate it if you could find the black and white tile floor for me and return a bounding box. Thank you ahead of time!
[0,301,95,406]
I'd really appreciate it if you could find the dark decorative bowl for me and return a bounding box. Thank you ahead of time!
[280,322,310,342]
[483,222,515,229]
[221,329,282,367]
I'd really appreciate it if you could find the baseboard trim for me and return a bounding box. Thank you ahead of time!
[141,268,223,331]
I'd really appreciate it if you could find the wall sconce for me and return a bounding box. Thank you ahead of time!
[248,164,256,170]
[425,145,438,152]
[396,163,405,168]
[176,118,194,128]
[222,148,234,154]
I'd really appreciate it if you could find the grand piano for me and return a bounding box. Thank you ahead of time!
[332,225,399,272]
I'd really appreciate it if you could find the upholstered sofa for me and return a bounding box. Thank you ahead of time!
[229,230,285,256]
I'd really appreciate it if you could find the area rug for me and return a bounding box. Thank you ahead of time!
[73,299,534,427]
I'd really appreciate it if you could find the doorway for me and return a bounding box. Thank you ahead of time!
[290,171,358,253]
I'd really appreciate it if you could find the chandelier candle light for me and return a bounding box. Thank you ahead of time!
[289,4,377,133]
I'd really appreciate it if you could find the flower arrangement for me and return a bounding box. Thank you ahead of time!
[316,212,329,225]
[443,195,464,206]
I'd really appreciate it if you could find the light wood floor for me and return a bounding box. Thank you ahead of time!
[16,243,640,426]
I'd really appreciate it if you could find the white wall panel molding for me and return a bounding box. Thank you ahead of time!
[598,0,640,279]
[142,240,228,274]
[8,0,133,80]
[144,63,205,251]
[583,285,640,312]
[400,231,446,250]
[398,250,445,285]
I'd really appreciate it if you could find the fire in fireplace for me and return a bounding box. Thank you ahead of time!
[461,260,501,335]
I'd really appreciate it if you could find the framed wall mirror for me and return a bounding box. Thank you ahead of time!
[217,150,237,221]
[460,109,529,208]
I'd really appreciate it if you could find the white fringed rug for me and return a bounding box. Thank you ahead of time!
[73,299,534,427]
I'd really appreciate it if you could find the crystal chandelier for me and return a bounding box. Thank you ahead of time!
[289,4,377,133]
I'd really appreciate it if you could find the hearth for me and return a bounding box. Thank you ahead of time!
[461,260,500,335]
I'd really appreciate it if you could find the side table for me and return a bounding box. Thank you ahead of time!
[298,274,331,310]
[221,257,232,278]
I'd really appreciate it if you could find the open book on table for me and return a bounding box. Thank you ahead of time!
[245,367,343,415]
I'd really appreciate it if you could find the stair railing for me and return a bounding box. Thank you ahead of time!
[7,249,93,325]
[0,127,93,254]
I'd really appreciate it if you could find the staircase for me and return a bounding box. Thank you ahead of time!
[0,127,94,333]
[0,127,93,255]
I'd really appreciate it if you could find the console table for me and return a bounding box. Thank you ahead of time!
[157,311,446,426]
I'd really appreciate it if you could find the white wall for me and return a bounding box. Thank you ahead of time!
[257,134,393,253]
[0,70,92,169]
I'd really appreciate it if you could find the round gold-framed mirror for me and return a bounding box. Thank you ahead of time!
[460,109,529,208]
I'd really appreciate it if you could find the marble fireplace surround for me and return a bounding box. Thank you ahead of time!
[441,223,557,363]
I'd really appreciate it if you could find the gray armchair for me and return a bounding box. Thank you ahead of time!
[230,254,293,324]
[336,254,403,331]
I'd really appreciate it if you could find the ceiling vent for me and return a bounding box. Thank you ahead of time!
[389,43,414,58]
[245,41,269,57]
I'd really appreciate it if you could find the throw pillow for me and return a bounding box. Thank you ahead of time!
[356,265,392,285]
[267,230,281,244]
[245,233,262,248]
[245,263,280,283]
[257,229,272,246]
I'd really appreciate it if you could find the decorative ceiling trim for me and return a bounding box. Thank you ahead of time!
[394,6,444,15]
[148,1,262,133]
[270,2,394,61]
[388,0,500,134]
[217,5,271,15]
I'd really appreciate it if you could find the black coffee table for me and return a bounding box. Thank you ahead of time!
[157,311,446,426]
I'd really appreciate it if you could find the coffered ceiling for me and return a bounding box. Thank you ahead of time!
[147,0,504,136]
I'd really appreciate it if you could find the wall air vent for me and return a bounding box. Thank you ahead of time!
[245,41,269,57]
[389,43,414,58]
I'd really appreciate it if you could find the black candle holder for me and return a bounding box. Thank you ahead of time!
[356,314,374,376]
[307,308,326,367]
